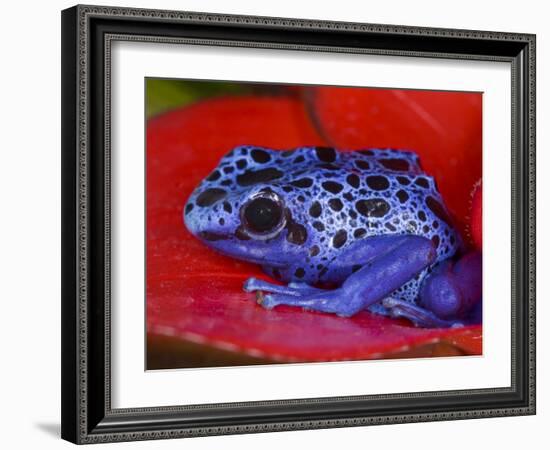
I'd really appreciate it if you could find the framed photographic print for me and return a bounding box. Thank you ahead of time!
[61,4,536,444]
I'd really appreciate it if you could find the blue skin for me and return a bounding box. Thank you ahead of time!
[184,146,482,328]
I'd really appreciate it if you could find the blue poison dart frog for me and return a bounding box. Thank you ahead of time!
[184,146,482,328]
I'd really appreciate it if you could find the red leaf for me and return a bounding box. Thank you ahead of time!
[148,275,482,362]
[147,94,482,367]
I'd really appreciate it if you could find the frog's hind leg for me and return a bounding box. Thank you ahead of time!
[247,235,436,317]
[383,251,482,328]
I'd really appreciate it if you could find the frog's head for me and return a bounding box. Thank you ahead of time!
[184,147,309,267]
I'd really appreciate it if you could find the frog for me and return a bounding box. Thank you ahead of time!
[183,145,482,328]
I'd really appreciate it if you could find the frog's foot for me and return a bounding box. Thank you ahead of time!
[258,289,361,316]
[244,277,348,312]
[243,278,323,306]
[382,298,464,328]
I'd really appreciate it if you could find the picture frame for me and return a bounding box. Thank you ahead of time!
[61,4,536,444]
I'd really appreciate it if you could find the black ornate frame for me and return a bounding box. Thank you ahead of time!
[61,4,536,444]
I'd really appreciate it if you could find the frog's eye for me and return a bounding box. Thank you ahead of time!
[241,194,285,237]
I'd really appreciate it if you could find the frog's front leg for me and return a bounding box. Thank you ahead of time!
[245,235,436,317]
[383,251,482,328]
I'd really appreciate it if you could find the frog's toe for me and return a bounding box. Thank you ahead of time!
[259,294,281,309]
[243,277,292,295]
[382,298,461,328]
[257,292,318,311]
[288,281,324,294]
[243,277,262,293]
[243,277,320,298]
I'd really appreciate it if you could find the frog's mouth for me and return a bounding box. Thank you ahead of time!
[198,231,226,242]
[197,230,290,269]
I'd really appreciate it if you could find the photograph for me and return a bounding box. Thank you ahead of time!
[146,79,484,369]
[57,3,536,445]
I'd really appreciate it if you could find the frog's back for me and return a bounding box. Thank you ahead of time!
[278,148,452,247]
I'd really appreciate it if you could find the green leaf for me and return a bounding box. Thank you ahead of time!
[146,79,253,118]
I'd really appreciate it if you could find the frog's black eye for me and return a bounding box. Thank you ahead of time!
[241,194,285,238]
[243,197,282,233]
